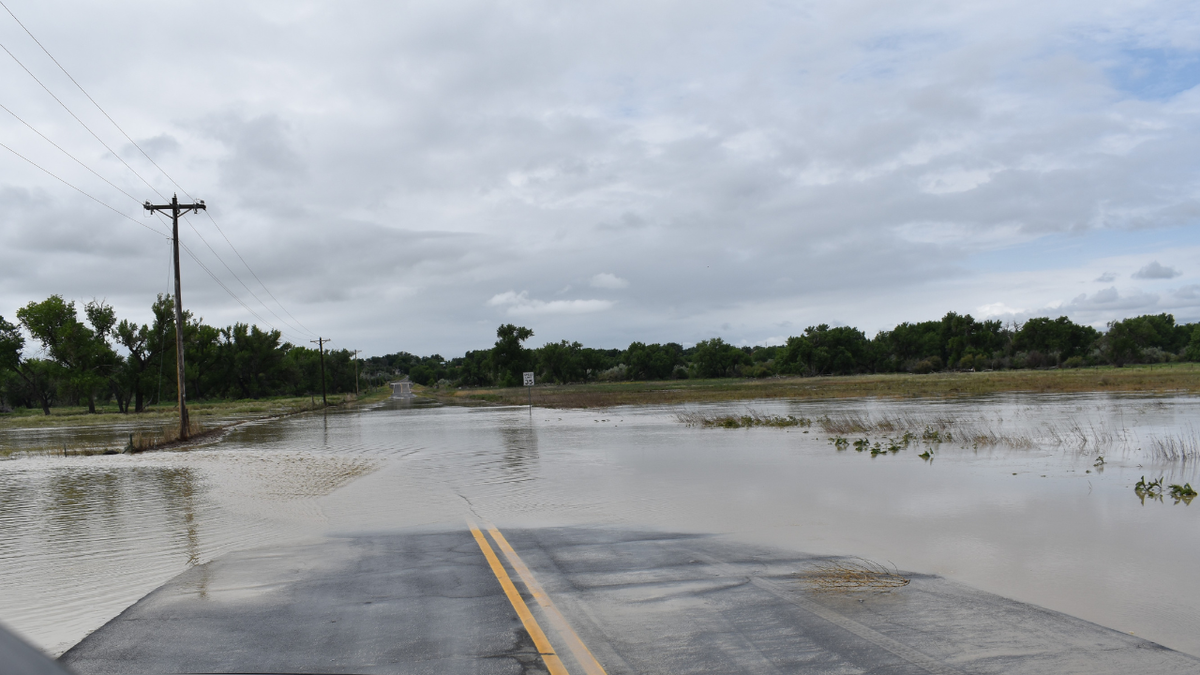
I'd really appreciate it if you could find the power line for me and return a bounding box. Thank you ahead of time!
[0,2,317,340]
[0,0,189,200]
[201,209,317,337]
[0,99,140,204]
[0,37,166,200]
[181,212,316,338]
[161,217,307,345]
[0,138,168,238]
[178,241,303,344]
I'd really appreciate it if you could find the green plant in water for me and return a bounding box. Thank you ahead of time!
[1168,483,1197,504]
[918,449,933,461]
[853,438,870,452]
[1093,455,1105,467]
[830,436,849,450]
[1135,476,1164,496]
[921,426,952,443]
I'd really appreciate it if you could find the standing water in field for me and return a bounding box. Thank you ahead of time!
[0,393,1198,656]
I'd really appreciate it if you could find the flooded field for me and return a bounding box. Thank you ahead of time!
[1,393,1199,657]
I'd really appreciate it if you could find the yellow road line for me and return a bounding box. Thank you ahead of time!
[468,519,570,675]
[487,526,609,675]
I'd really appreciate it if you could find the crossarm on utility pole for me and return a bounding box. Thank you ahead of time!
[143,194,206,441]
[311,337,329,407]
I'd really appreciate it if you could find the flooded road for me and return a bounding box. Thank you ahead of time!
[1,393,1199,658]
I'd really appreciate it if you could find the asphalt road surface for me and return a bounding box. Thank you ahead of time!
[62,526,1199,675]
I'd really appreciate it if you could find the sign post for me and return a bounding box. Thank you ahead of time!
[522,371,534,414]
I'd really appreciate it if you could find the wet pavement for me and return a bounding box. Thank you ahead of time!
[62,527,1200,675]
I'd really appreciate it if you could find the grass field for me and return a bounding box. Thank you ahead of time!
[0,387,391,435]
[429,363,1200,409]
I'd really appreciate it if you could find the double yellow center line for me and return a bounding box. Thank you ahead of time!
[468,519,608,675]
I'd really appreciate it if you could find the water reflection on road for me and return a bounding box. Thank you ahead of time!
[1,393,1199,657]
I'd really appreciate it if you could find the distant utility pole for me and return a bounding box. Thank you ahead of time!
[351,349,361,396]
[144,194,206,441]
[311,337,329,407]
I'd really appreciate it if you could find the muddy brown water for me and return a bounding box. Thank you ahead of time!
[1,393,1198,657]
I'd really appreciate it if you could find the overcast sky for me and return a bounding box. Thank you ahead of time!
[2,1,1200,357]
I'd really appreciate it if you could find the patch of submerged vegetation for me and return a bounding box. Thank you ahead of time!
[1168,482,1197,502]
[830,432,919,457]
[1135,476,1195,505]
[676,411,812,429]
[796,558,911,593]
[1148,434,1200,462]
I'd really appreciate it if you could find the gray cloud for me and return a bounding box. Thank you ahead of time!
[1132,260,1182,279]
[1095,272,1117,282]
[2,1,1200,354]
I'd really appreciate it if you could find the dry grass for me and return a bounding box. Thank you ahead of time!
[796,558,911,593]
[436,364,1200,409]
[127,420,209,453]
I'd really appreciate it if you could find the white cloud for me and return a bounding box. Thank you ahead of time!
[488,291,613,316]
[589,273,629,289]
[977,302,1025,319]
[1095,272,1118,282]
[1132,261,1182,279]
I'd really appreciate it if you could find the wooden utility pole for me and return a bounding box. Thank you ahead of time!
[144,194,206,441]
[311,337,329,407]
[351,349,360,396]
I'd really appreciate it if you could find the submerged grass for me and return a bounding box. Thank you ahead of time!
[676,411,813,429]
[0,388,391,457]
[813,411,1157,454]
[1148,433,1200,462]
[796,558,911,593]
[436,363,1200,409]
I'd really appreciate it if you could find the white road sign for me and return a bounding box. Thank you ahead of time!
[522,372,535,387]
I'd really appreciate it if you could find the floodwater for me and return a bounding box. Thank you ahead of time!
[1,393,1199,657]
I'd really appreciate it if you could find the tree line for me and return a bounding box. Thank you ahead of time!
[5,296,1200,414]
[362,312,1200,389]
[1,294,360,414]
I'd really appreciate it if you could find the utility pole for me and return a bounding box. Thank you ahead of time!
[351,349,360,397]
[311,337,329,407]
[144,194,206,441]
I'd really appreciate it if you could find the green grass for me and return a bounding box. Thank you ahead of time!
[433,362,1200,409]
[0,387,391,434]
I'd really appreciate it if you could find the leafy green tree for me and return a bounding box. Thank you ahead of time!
[691,338,747,378]
[0,314,59,414]
[1099,314,1183,366]
[17,296,121,412]
[492,324,534,386]
[1185,326,1200,362]
[778,325,868,375]
[536,340,585,383]
[624,342,683,380]
[224,323,285,398]
[1012,316,1099,364]
[448,350,492,386]
[114,318,156,412]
